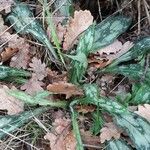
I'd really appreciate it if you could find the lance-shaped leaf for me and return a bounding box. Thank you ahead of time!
[7,2,58,60]
[100,64,148,80]
[109,37,150,67]
[130,83,150,104]
[0,65,31,80]
[106,139,132,150]
[69,25,95,84]
[114,112,150,150]
[8,90,67,108]
[92,15,132,51]
[0,107,48,139]
[54,0,74,17]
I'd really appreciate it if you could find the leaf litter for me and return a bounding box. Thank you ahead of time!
[0,1,150,149]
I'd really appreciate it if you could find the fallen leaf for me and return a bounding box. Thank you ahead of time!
[80,129,100,146]
[89,40,133,68]
[100,122,123,143]
[63,10,93,50]
[0,85,24,115]
[10,43,30,69]
[44,118,76,150]
[46,68,67,82]
[47,82,84,99]
[56,23,67,44]
[135,104,150,122]
[52,118,71,134]
[21,74,44,95]
[0,0,14,13]
[0,15,30,68]
[1,47,19,62]
[75,105,96,114]
[29,57,47,81]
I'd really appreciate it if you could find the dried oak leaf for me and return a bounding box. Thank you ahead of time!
[63,10,93,50]
[80,129,100,146]
[47,68,67,82]
[0,85,24,115]
[29,57,47,81]
[56,23,67,44]
[89,40,133,68]
[100,122,123,143]
[0,15,30,68]
[21,74,44,95]
[44,118,76,150]
[10,42,30,69]
[135,104,150,123]
[0,0,14,13]
[1,47,19,62]
[47,82,84,99]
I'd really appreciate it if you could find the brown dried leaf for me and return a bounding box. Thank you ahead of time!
[0,15,30,68]
[1,47,19,62]
[56,23,67,44]
[44,118,76,150]
[29,57,47,81]
[63,10,93,50]
[80,129,100,146]
[0,0,14,13]
[47,82,84,99]
[135,104,150,122]
[0,85,24,115]
[100,122,123,143]
[10,43,30,69]
[89,40,133,68]
[47,68,67,82]
[75,105,96,114]
[21,74,44,95]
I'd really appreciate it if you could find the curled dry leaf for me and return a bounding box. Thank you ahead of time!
[44,118,76,150]
[47,82,84,99]
[0,85,24,115]
[29,57,47,81]
[63,10,93,50]
[1,47,19,62]
[89,40,133,68]
[0,0,14,13]
[21,74,44,95]
[135,104,150,123]
[100,122,123,143]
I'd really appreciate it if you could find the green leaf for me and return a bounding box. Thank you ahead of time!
[0,65,31,80]
[91,110,104,135]
[54,0,73,17]
[92,15,132,51]
[81,84,150,149]
[114,112,150,150]
[82,84,127,114]
[7,2,58,61]
[69,25,95,84]
[8,90,67,108]
[70,100,84,150]
[0,107,48,139]
[101,64,145,80]
[130,83,150,104]
[106,139,132,150]
[109,37,150,67]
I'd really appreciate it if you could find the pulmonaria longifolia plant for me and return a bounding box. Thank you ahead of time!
[0,1,150,149]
